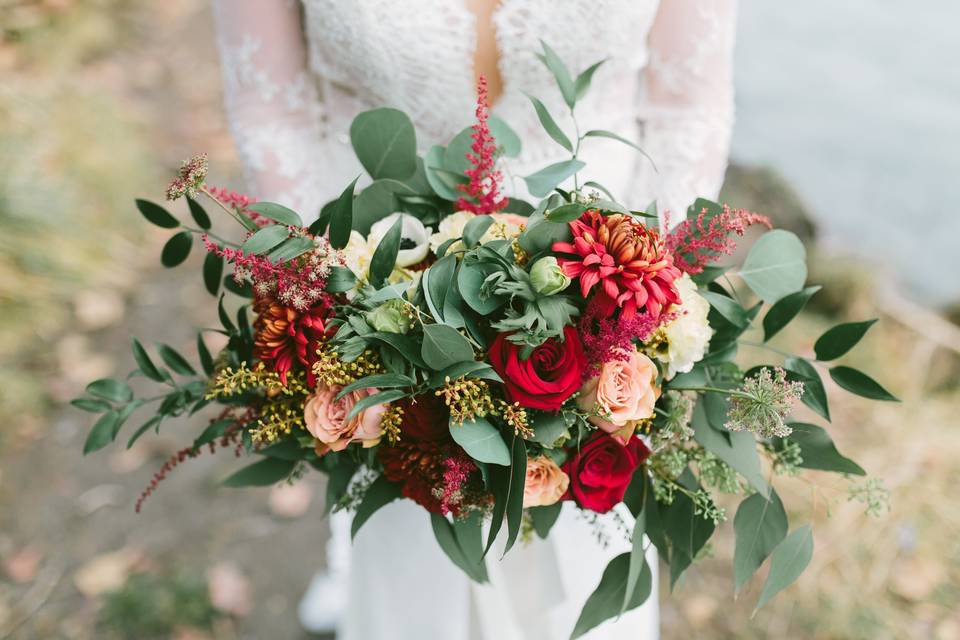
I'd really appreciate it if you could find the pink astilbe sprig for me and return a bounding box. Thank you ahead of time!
[437,454,476,516]
[203,235,342,311]
[206,185,277,228]
[456,75,508,215]
[665,205,772,275]
[578,297,676,378]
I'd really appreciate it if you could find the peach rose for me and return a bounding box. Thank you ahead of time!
[523,456,570,508]
[304,384,387,454]
[577,349,659,445]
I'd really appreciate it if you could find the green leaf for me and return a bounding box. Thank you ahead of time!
[763,286,821,341]
[622,500,647,613]
[86,378,133,403]
[83,411,120,454]
[502,435,527,556]
[738,230,808,303]
[519,206,572,254]
[571,552,652,639]
[223,275,252,297]
[136,199,179,228]
[424,145,462,200]
[326,266,357,293]
[352,179,417,235]
[427,361,501,388]
[545,202,588,223]
[202,252,223,296]
[157,343,196,376]
[127,415,162,449]
[71,397,113,413]
[352,475,403,539]
[161,231,193,267]
[734,490,789,592]
[693,401,769,496]
[328,176,359,249]
[457,262,506,315]
[421,324,474,370]
[431,513,488,583]
[756,525,814,610]
[191,418,233,450]
[786,422,866,475]
[346,389,407,422]
[814,319,878,361]
[523,160,585,198]
[784,357,831,421]
[529,503,562,539]
[131,338,166,382]
[368,217,402,286]
[197,333,215,376]
[423,254,457,321]
[581,129,655,168]
[701,291,749,328]
[218,294,236,333]
[241,224,288,255]
[483,435,526,556]
[538,40,576,108]
[527,411,570,447]
[524,93,573,152]
[223,457,297,487]
[337,374,414,400]
[246,202,303,228]
[186,196,211,229]
[350,107,417,180]
[488,117,522,157]
[452,511,490,582]
[662,472,716,586]
[462,215,495,248]
[691,265,730,286]
[266,236,316,262]
[449,416,510,465]
[574,59,607,101]
[829,366,898,401]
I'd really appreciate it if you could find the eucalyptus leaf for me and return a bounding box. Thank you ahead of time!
[537,40,576,108]
[545,203,587,223]
[581,129,655,169]
[223,457,297,487]
[345,389,408,422]
[733,490,788,592]
[328,176,359,249]
[829,366,898,401]
[449,416,511,465]
[267,237,316,262]
[462,215,495,248]
[525,93,573,152]
[701,291,748,328]
[350,107,417,180]
[763,286,821,341]
[136,199,178,228]
[738,230,807,303]
[241,224,288,255]
[421,323,475,369]
[785,422,866,475]
[351,475,403,539]
[326,266,357,293]
[368,217,402,286]
[247,202,303,228]
[783,357,831,421]
[86,378,133,403]
[755,526,814,610]
[523,160,585,198]
[83,411,120,454]
[574,59,607,100]
[571,552,652,639]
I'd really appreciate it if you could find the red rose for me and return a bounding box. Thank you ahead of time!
[562,433,650,513]
[489,326,585,411]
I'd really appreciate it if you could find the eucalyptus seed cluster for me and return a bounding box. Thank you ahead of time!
[436,376,496,426]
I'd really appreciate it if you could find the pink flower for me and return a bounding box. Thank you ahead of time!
[553,211,682,319]
[304,384,386,454]
[578,348,659,445]
[523,456,570,507]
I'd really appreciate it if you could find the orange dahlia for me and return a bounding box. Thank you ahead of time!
[552,210,682,319]
[253,295,331,385]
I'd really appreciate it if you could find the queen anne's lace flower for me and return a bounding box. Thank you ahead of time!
[725,367,804,439]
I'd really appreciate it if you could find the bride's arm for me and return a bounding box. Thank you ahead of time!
[630,0,738,228]
[212,0,327,220]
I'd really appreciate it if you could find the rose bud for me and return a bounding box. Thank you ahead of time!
[365,298,414,334]
[529,256,570,295]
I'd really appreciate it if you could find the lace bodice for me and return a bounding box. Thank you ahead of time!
[213,0,737,226]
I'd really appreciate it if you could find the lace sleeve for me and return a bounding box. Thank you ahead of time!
[631,0,738,228]
[212,0,326,220]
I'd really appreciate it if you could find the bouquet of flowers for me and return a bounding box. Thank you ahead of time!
[74,44,895,637]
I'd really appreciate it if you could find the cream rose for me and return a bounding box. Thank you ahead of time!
[577,348,659,445]
[304,384,387,454]
[429,210,474,254]
[657,273,713,379]
[523,456,570,508]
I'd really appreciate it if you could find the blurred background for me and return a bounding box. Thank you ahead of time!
[1,1,958,638]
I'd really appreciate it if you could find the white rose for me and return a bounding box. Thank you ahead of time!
[369,213,430,267]
[429,210,475,255]
[658,274,713,379]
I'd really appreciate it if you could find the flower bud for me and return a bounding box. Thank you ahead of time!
[365,299,414,334]
[530,256,570,295]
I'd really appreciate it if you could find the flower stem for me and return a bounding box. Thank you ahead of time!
[181,225,240,248]
[199,185,248,228]
[668,385,753,400]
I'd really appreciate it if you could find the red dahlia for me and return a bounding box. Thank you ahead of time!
[253,295,331,385]
[553,210,682,319]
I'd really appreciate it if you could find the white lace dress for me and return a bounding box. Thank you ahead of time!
[212,2,737,638]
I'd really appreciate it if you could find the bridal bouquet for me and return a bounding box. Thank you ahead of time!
[74,44,894,636]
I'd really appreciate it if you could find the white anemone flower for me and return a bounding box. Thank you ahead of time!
[369,212,430,267]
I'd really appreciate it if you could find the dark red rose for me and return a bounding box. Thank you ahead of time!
[563,433,650,513]
[488,326,585,411]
